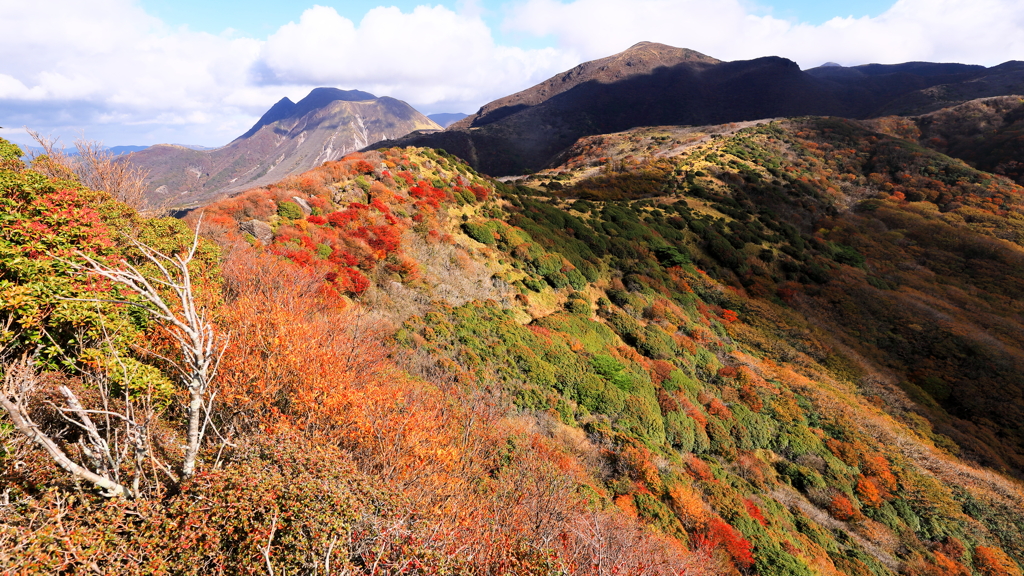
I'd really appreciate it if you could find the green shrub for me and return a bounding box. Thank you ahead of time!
[634,492,687,540]
[618,395,667,445]
[577,374,627,415]
[522,277,545,292]
[565,268,588,290]
[565,299,590,315]
[463,222,495,245]
[545,271,570,289]
[666,411,697,452]
[277,200,304,220]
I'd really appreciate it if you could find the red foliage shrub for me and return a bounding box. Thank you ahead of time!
[829,494,857,521]
[717,366,739,379]
[657,389,680,413]
[744,498,768,526]
[695,517,754,569]
[327,210,359,228]
[739,384,763,412]
[650,360,675,385]
[469,184,489,201]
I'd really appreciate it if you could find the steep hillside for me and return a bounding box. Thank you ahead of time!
[206,130,1024,575]
[6,115,1024,576]
[865,96,1024,186]
[131,87,440,208]
[372,43,1023,177]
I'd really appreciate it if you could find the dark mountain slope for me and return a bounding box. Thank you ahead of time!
[870,95,1024,185]
[372,43,1023,176]
[452,42,721,130]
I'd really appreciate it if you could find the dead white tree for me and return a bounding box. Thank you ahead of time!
[71,221,227,478]
[0,356,127,497]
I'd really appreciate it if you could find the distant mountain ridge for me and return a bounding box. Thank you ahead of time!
[371,42,1024,176]
[130,87,440,206]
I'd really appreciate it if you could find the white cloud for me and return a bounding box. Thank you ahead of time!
[0,0,266,145]
[502,0,1024,68]
[257,5,575,112]
[2,0,1022,147]
[0,1,573,146]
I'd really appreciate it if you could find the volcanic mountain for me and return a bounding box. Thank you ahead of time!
[132,88,440,207]
[372,41,1022,176]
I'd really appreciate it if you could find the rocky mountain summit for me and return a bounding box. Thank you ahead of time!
[130,87,440,207]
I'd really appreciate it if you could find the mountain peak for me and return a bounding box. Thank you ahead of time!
[237,88,378,142]
[449,42,721,132]
[618,41,720,65]
[293,87,377,111]
[237,96,297,140]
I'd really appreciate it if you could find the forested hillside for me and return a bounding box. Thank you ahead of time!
[4,106,1024,576]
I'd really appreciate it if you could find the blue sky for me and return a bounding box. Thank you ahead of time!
[141,0,898,38]
[2,0,1022,147]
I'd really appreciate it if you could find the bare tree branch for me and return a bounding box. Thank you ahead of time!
[67,217,227,478]
[0,356,126,498]
[25,129,155,213]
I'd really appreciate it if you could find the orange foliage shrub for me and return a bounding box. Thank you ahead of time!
[668,483,709,528]
[829,494,857,521]
[686,456,716,483]
[615,494,640,519]
[975,547,1024,576]
[855,475,885,507]
[706,397,733,420]
[933,551,971,576]
[739,384,763,412]
[619,443,663,493]
[861,453,897,492]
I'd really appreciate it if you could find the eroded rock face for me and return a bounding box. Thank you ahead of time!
[239,219,273,244]
[291,196,313,214]
[129,88,441,208]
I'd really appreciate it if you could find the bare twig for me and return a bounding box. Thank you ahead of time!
[262,511,279,576]
[66,217,228,478]
[0,357,126,497]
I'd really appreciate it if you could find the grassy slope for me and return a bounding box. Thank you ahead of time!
[6,117,1024,576]
[199,125,1024,575]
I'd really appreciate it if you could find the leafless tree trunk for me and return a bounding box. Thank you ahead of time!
[71,220,227,478]
[0,356,127,497]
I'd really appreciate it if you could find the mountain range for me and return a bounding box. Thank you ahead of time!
[373,41,1024,176]
[9,38,1024,576]
[129,87,440,207]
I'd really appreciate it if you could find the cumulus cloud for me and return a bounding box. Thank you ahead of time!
[502,0,1024,68]
[0,1,573,146]
[2,0,1022,147]
[0,0,276,145]
[256,5,575,113]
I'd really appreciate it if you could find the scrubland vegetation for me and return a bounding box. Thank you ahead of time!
[4,109,1024,575]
